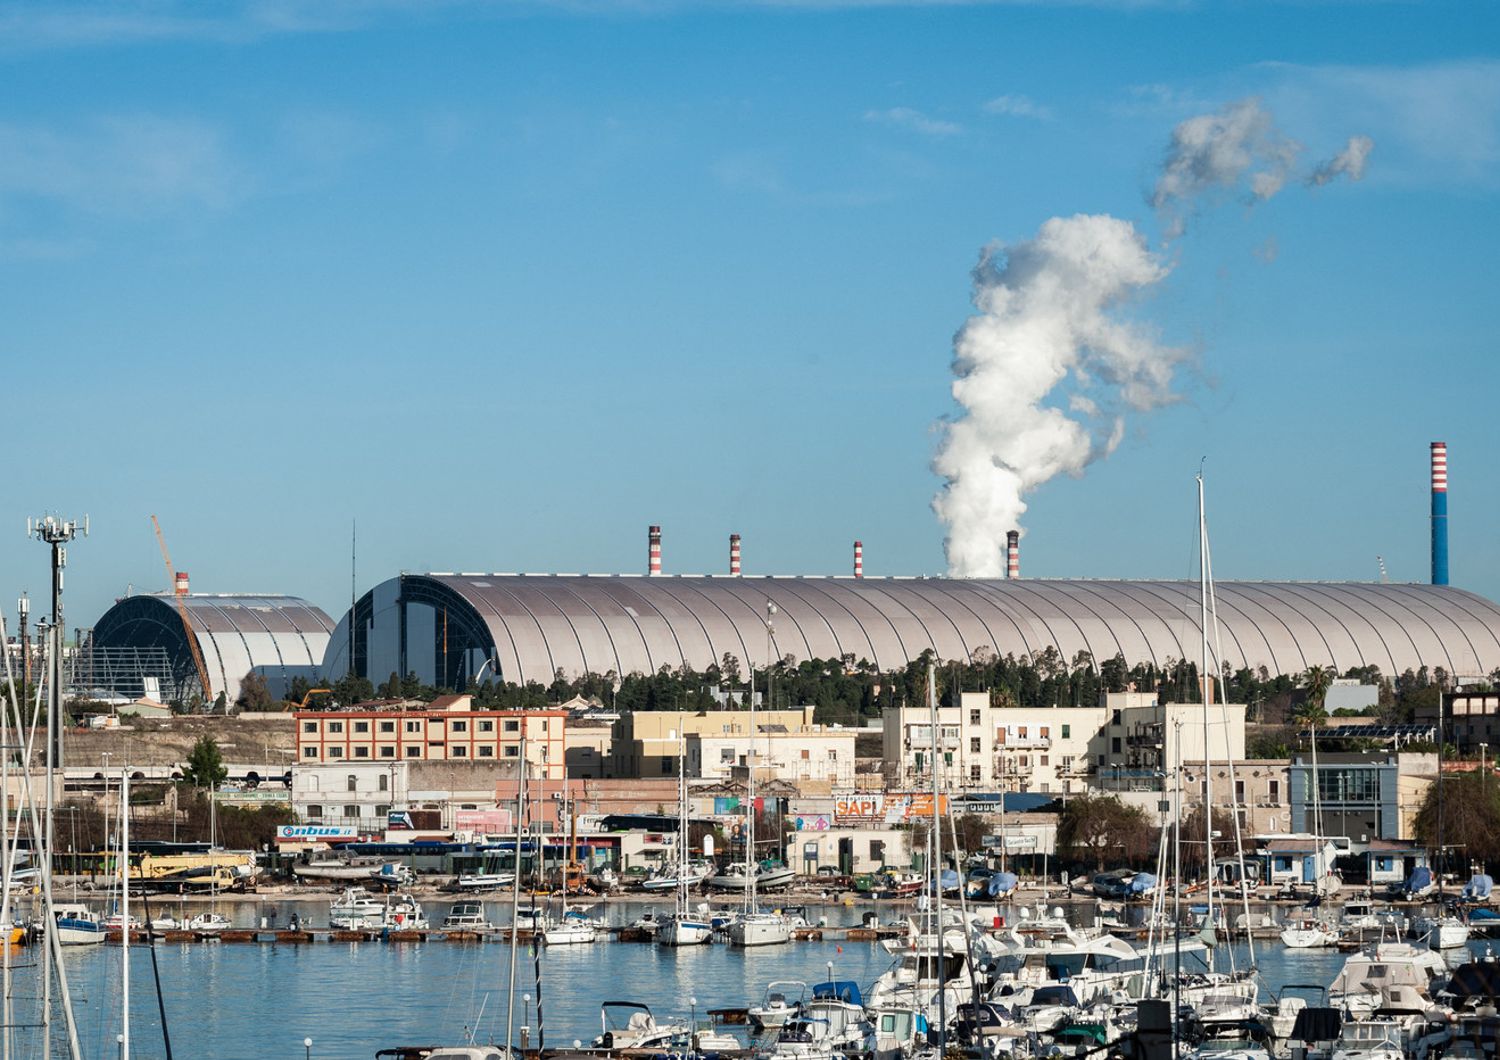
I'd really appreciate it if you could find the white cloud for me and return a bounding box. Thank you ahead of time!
[982,95,1053,121]
[1308,134,1374,187]
[864,107,962,138]
[0,115,243,216]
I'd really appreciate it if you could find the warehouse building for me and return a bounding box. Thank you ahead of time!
[319,573,1500,689]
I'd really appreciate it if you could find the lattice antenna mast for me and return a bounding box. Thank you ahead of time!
[150,515,214,707]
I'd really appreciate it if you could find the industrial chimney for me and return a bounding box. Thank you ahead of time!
[648,525,662,577]
[1431,442,1448,586]
[729,533,742,576]
[1006,531,1020,580]
[853,541,864,579]
[174,571,190,596]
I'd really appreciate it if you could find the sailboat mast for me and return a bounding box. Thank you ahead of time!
[1197,474,1216,974]
[121,770,130,1060]
[504,724,527,1055]
[678,717,688,914]
[926,661,946,1053]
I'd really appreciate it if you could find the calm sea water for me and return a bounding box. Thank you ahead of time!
[25,897,1488,1060]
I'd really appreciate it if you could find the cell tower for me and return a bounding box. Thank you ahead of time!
[28,515,86,767]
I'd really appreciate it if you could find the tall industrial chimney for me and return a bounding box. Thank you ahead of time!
[1431,442,1448,586]
[729,533,742,576]
[648,525,662,577]
[1005,531,1020,580]
[853,541,864,579]
[174,571,190,596]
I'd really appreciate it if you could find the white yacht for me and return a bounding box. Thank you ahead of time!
[543,908,601,945]
[1412,914,1470,950]
[707,861,796,892]
[765,983,871,1060]
[187,911,231,935]
[749,981,807,1031]
[1328,941,1448,1018]
[1281,915,1341,949]
[442,902,492,930]
[51,903,106,946]
[329,886,385,928]
[726,909,798,947]
[592,1002,688,1050]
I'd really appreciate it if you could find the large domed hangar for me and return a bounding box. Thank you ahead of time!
[88,593,335,704]
[320,573,1500,688]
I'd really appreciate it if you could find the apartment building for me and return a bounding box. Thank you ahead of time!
[292,759,522,832]
[609,706,821,777]
[687,728,857,784]
[1094,691,1246,792]
[1180,758,1293,835]
[883,693,1106,794]
[295,694,566,779]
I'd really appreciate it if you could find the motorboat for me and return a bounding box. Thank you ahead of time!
[726,909,797,947]
[329,886,386,928]
[51,903,106,946]
[442,902,492,930]
[1341,901,1409,941]
[864,1007,925,1060]
[1394,867,1436,901]
[511,905,552,933]
[103,911,141,931]
[294,857,411,885]
[1329,941,1449,1018]
[1281,915,1341,949]
[187,911,231,935]
[750,981,808,1031]
[1462,874,1494,903]
[707,860,796,892]
[1412,914,1471,950]
[640,860,714,892]
[765,982,871,1060]
[592,1002,687,1050]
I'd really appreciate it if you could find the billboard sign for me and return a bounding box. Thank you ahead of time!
[834,795,884,821]
[276,825,358,842]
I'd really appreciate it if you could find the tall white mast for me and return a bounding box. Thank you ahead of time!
[120,769,130,1060]
[926,661,946,1053]
[1197,473,1216,975]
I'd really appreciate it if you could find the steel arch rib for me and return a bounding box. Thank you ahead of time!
[1385,585,1500,673]
[920,581,1029,664]
[542,578,634,678]
[1203,583,1298,675]
[714,579,816,667]
[1038,582,1128,669]
[663,580,758,679]
[758,580,850,662]
[1280,583,1407,676]
[877,581,971,662]
[1326,583,1456,676]
[1217,583,1311,675]
[445,578,554,687]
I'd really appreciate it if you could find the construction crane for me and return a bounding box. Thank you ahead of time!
[1377,555,1391,584]
[151,515,214,706]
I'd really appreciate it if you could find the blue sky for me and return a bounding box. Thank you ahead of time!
[1,0,1497,631]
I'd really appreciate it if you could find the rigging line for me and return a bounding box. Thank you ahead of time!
[135,889,175,1060]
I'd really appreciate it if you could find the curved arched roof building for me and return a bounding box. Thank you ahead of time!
[90,594,335,703]
[320,574,1500,689]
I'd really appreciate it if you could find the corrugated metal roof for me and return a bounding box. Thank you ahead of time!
[345,575,1500,686]
[91,593,334,702]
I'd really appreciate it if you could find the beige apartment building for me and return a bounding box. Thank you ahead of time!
[610,706,823,777]
[687,728,858,784]
[295,694,567,779]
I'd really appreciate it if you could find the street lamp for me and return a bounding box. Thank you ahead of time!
[304,1038,312,1060]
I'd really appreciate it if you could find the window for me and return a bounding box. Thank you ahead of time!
[346,775,358,792]
[1234,780,1245,804]
[1111,737,1121,753]
[540,746,548,761]
[1019,755,1029,767]
[478,746,494,757]
[662,757,672,774]
[378,774,388,791]
[343,805,357,818]
[329,747,344,758]
[302,747,318,758]
[452,720,468,733]
[379,721,395,733]
[1040,755,1049,766]
[720,748,736,764]
[1061,725,1071,739]
[354,721,369,733]
[1061,755,1073,772]
[827,749,837,760]
[329,721,344,733]
[306,804,323,818]
[1268,780,1281,803]
[504,720,520,733]
[406,747,421,758]
[452,746,467,758]
[375,804,389,818]
[354,747,369,759]
[1111,710,1121,725]
[801,749,810,760]
[1019,726,1028,738]
[302,721,317,733]
[406,721,421,734]
[969,709,981,726]
[379,746,395,759]
[970,737,981,754]
[970,764,981,782]
[504,746,518,758]
[1040,726,1050,739]
[479,720,494,733]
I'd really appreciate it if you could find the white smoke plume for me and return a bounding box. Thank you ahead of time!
[932,214,1189,578]
[1308,135,1374,186]
[1151,97,1302,237]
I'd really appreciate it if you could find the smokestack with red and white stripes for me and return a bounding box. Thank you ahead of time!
[1431,442,1449,586]
[853,541,864,579]
[729,533,741,576]
[1005,530,1020,580]
[648,525,662,576]
[174,571,189,596]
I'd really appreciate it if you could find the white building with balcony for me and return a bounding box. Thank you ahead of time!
[687,729,857,785]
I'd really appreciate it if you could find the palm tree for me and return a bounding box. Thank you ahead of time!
[1296,665,1336,726]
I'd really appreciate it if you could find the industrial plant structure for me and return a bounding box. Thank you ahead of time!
[88,593,335,703]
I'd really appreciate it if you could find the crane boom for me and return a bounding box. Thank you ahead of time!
[151,515,214,705]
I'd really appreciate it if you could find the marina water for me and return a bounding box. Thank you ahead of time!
[45,897,1485,1059]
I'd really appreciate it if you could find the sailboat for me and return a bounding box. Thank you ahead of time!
[726,602,794,948]
[656,716,712,947]
[543,775,598,945]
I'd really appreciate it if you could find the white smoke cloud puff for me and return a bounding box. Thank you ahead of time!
[1151,97,1302,236]
[932,214,1188,578]
[1308,134,1374,186]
